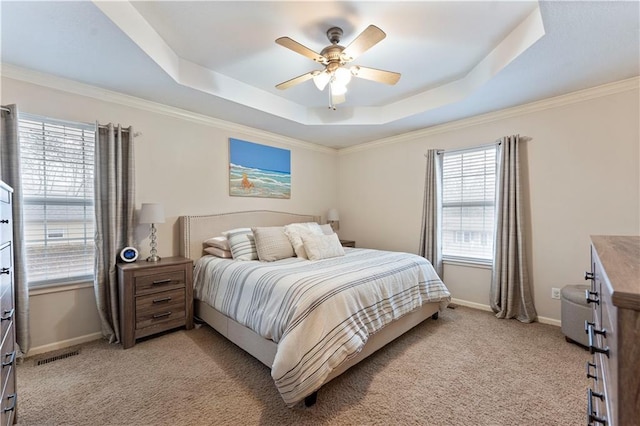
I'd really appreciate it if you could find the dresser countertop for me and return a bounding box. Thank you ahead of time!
[591,235,640,310]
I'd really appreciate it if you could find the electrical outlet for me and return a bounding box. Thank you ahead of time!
[551,287,561,299]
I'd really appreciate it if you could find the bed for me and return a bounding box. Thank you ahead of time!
[179,210,451,407]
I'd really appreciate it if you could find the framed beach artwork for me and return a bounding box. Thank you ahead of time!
[229,138,291,199]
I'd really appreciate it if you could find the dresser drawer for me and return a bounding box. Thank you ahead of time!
[135,288,186,330]
[0,323,14,408]
[0,186,10,247]
[0,367,15,426]
[0,244,12,297]
[0,248,13,347]
[134,269,185,295]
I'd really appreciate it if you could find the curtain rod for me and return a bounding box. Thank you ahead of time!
[96,124,142,137]
[424,141,504,157]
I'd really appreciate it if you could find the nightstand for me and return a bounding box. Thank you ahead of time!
[117,256,194,349]
[340,239,356,248]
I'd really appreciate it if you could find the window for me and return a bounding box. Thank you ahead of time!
[441,145,497,263]
[18,114,95,287]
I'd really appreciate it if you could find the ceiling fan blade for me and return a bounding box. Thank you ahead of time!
[276,37,325,63]
[342,25,386,61]
[350,66,401,85]
[275,72,315,90]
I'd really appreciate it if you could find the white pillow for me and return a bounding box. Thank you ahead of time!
[252,226,294,262]
[320,224,334,235]
[225,229,258,261]
[301,233,345,261]
[284,222,323,259]
[204,246,233,258]
[204,236,230,250]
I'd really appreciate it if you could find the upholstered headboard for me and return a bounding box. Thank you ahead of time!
[179,210,320,263]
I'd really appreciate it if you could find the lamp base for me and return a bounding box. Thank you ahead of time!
[146,254,162,262]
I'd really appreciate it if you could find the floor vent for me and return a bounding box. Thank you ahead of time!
[35,349,80,366]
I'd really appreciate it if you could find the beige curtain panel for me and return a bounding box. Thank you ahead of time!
[94,123,135,343]
[490,135,537,323]
[419,149,443,278]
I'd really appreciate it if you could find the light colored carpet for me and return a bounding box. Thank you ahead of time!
[17,306,589,425]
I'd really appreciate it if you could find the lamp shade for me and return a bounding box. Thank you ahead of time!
[313,71,331,91]
[327,208,339,221]
[139,203,165,224]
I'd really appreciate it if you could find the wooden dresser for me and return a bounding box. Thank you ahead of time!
[585,235,640,426]
[117,256,194,349]
[0,182,17,425]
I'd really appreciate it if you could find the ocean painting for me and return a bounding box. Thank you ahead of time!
[229,138,291,199]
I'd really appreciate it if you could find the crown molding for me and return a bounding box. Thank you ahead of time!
[2,63,637,156]
[340,76,640,155]
[0,63,337,155]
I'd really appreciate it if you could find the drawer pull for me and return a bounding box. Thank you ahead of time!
[587,324,610,357]
[587,388,607,425]
[586,362,597,380]
[585,289,599,305]
[152,311,172,319]
[584,271,595,281]
[585,321,607,338]
[0,309,14,321]
[0,219,8,224]
[585,320,595,334]
[152,279,172,285]
[1,351,15,368]
[2,394,16,413]
[152,297,172,304]
[0,268,10,275]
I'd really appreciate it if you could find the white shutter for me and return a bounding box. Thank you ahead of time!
[19,114,96,286]
[442,145,497,263]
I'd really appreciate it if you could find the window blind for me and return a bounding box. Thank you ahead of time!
[18,114,96,286]
[442,145,497,263]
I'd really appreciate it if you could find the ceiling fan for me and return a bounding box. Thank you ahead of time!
[275,25,401,109]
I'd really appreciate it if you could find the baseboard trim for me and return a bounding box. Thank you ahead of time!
[450,298,560,327]
[27,332,103,357]
[451,298,493,312]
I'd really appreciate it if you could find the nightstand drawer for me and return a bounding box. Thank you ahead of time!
[134,269,185,294]
[136,290,186,330]
[136,288,185,316]
[136,308,186,330]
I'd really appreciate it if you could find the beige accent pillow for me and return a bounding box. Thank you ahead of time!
[203,236,230,250]
[301,232,345,261]
[284,222,324,259]
[204,246,233,258]
[252,226,295,262]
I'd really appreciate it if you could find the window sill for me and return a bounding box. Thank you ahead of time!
[443,258,493,270]
[29,279,94,296]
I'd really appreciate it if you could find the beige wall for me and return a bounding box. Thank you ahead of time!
[2,76,337,354]
[3,74,638,352]
[337,86,640,323]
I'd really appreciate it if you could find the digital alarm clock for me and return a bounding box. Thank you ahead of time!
[119,247,139,263]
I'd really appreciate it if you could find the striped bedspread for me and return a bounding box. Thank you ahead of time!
[193,248,451,406]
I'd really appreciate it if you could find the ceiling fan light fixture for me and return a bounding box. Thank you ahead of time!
[333,67,352,86]
[312,71,331,90]
[330,82,347,96]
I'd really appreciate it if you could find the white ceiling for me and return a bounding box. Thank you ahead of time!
[1,1,638,149]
